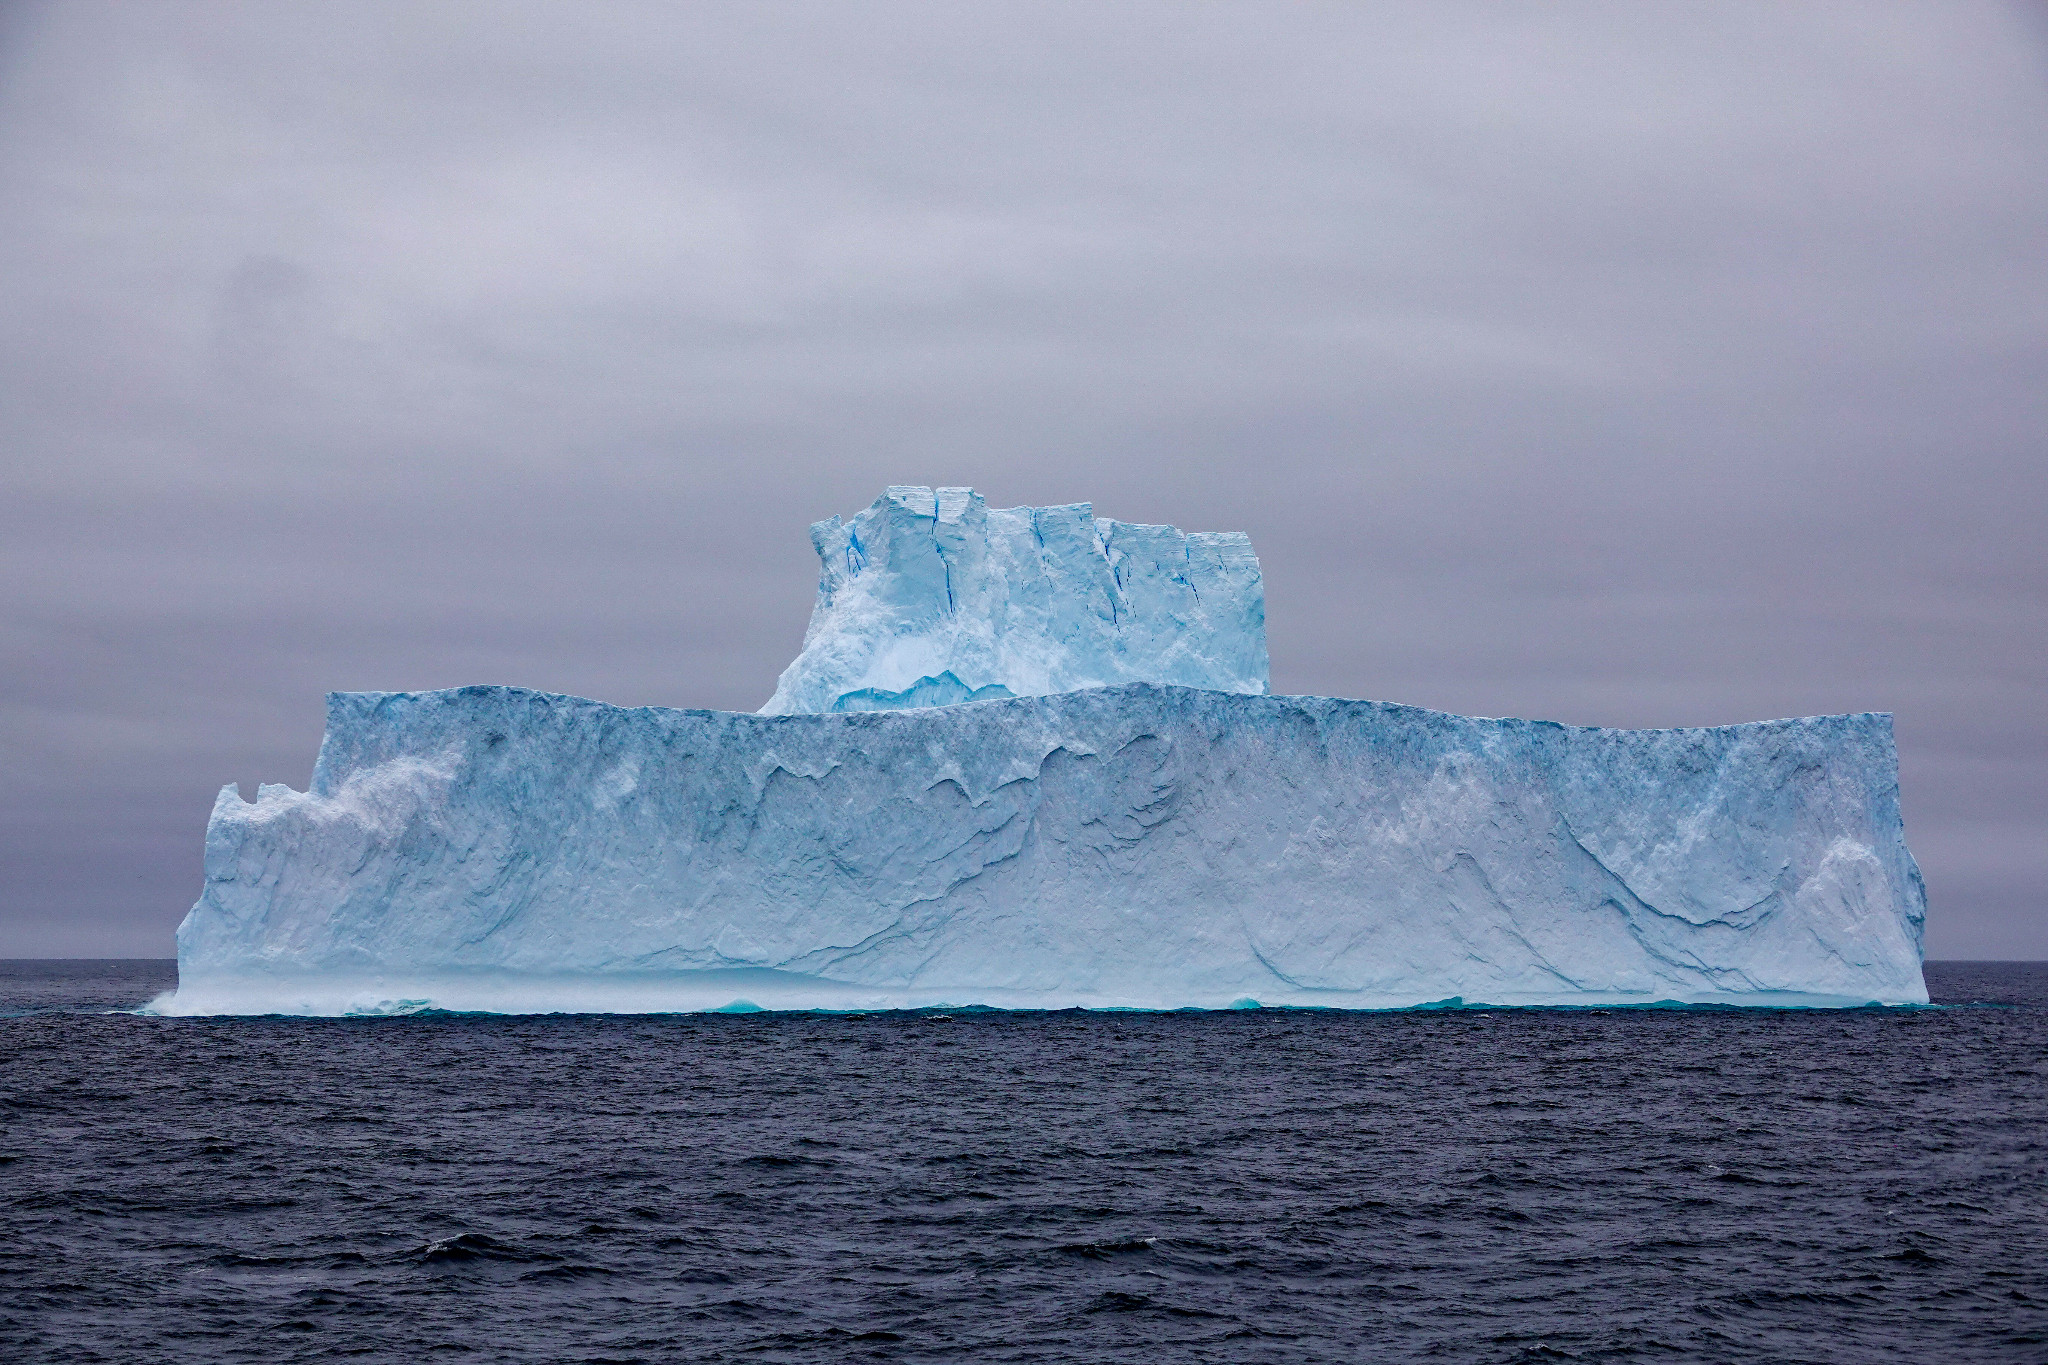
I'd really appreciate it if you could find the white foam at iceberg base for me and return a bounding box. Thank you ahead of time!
[159,684,1927,1016]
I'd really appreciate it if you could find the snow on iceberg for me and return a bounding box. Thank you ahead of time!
[760,486,1267,714]
[161,682,1927,1016]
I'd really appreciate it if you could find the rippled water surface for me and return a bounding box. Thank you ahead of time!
[3,960,2045,1363]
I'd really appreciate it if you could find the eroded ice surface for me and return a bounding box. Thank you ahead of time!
[760,487,1267,714]
[162,685,1927,1016]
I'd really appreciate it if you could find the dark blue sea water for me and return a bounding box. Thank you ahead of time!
[2,961,2044,1363]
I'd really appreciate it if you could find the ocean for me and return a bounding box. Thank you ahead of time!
[2,960,2043,1363]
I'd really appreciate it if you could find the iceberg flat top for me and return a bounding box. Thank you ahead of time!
[761,486,1267,714]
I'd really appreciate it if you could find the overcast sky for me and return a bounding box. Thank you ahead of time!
[2,1,2043,958]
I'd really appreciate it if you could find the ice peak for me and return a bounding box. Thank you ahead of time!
[762,487,1268,715]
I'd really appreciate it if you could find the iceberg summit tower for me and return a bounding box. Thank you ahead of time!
[763,486,1267,714]
[162,487,1928,1016]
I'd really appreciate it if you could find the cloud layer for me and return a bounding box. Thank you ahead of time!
[2,1,2042,955]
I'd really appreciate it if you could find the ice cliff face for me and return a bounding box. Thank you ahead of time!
[760,487,1267,714]
[165,684,1928,1016]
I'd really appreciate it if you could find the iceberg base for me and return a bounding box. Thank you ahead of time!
[152,969,1909,1018]
[169,684,1929,1016]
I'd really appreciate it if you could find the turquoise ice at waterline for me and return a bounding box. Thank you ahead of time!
[159,488,1927,1015]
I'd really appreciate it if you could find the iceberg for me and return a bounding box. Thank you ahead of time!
[160,490,1928,1015]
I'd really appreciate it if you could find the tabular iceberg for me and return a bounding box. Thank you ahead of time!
[161,488,1928,1015]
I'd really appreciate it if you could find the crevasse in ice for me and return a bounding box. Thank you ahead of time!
[160,489,1928,1015]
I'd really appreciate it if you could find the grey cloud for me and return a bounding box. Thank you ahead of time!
[1,0,2042,956]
